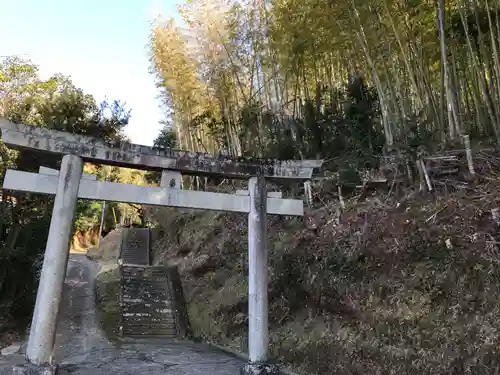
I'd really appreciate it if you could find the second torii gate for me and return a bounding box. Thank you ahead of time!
[0,118,323,375]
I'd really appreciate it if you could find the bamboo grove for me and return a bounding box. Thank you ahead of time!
[149,0,500,165]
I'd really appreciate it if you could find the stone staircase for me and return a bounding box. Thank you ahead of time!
[119,227,151,265]
[118,228,190,339]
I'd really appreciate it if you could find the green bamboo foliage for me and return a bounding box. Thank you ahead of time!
[149,0,500,156]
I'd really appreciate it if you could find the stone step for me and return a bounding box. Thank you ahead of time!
[119,228,151,265]
[119,265,184,340]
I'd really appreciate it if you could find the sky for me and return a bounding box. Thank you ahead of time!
[0,0,183,146]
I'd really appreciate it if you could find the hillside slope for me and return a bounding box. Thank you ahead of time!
[146,178,500,375]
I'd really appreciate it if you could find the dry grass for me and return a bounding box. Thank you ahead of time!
[145,175,500,374]
[70,227,100,253]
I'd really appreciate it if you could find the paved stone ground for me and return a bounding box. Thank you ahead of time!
[0,255,244,375]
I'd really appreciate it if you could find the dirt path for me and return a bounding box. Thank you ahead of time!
[0,255,244,374]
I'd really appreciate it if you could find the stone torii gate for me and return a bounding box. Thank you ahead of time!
[0,118,323,375]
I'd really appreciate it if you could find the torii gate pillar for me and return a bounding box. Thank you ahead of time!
[243,175,279,375]
[248,176,268,362]
[26,155,83,367]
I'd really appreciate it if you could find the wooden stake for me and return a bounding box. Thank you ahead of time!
[420,159,433,192]
[338,185,345,208]
[463,134,475,175]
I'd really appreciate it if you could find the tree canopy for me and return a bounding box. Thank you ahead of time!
[0,57,132,324]
[149,0,500,164]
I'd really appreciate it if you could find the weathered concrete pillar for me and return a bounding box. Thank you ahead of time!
[248,175,268,363]
[26,155,83,366]
[243,176,279,375]
[160,170,181,189]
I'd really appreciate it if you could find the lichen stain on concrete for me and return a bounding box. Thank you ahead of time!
[64,160,73,190]
[252,176,266,213]
[110,151,129,162]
